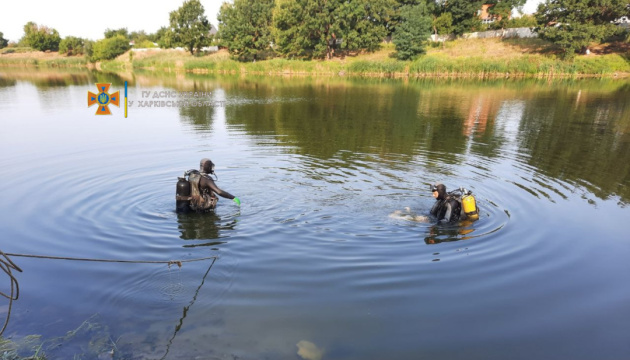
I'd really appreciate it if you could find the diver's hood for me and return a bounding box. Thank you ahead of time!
[200,158,215,174]
[435,183,447,200]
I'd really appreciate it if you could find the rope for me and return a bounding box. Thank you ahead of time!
[0,250,218,337]
[3,253,218,267]
[0,250,23,336]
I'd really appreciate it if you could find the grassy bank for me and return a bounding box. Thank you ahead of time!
[0,48,88,68]
[2,38,629,77]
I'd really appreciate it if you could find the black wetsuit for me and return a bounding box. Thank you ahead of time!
[430,196,462,223]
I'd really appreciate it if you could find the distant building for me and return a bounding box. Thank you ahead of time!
[478,4,510,25]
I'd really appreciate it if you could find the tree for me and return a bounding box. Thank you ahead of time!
[90,35,130,61]
[217,0,275,61]
[274,0,395,59]
[506,14,537,28]
[432,12,453,35]
[22,21,61,51]
[535,0,628,57]
[153,27,175,48]
[104,28,129,39]
[169,0,212,54]
[442,0,484,35]
[487,0,526,30]
[0,32,8,49]
[59,36,85,55]
[273,0,341,59]
[393,3,432,60]
[336,0,397,52]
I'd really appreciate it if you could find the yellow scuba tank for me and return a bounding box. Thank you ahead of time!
[461,192,479,221]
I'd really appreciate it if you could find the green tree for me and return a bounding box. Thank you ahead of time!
[337,0,397,52]
[217,0,275,61]
[104,28,129,39]
[535,0,628,57]
[506,14,537,28]
[443,0,484,35]
[129,30,149,43]
[169,0,212,54]
[273,0,341,59]
[432,11,453,35]
[91,35,130,61]
[153,27,175,48]
[274,0,395,59]
[388,0,438,36]
[487,0,526,30]
[0,32,8,49]
[59,36,85,55]
[22,21,61,51]
[393,3,432,59]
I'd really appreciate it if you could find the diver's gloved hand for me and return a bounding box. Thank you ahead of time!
[233,197,241,206]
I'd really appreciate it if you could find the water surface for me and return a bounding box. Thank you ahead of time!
[0,69,629,360]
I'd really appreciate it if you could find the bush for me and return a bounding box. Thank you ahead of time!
[22,22,61,51]
[0,31,8,49]
[59,36,85,55]
[133,39,156,49]
[90,35,130,61]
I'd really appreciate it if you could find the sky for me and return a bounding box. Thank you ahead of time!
[0,0,544,43]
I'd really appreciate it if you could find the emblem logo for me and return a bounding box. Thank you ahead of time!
[88,83,120,115]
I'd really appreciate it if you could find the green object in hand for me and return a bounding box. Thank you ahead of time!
[233,197,241,206]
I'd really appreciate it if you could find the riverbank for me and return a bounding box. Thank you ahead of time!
[1,38,629,78]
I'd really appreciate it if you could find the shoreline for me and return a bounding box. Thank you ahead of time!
[2,41,629,79]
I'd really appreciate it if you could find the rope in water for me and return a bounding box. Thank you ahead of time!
[0,250,218,336]
[0,250,22,336]
[3,252,218,266]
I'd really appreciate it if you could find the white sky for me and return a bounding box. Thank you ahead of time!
[0,0,544,43]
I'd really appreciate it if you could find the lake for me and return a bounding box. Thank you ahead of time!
[0,68,629,360]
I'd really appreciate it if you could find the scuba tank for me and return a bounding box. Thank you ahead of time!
[460,187,479,221]
[175,174,192,212]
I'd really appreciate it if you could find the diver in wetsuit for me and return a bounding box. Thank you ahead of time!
[430,183,462,223]
[176,158,240,213]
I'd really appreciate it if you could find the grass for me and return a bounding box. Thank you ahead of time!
[2,38,629,77]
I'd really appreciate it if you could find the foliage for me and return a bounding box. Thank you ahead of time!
[505,14,537,28]
[59,36,85,55]
[535,0,628,57]
[273,0,342,59]
[0,32,8,49]
[169,0,212,54]
[90,35,130,61]
[432,12,454,35]
[22,21,61,51]
[154,26,175,48]
[337,0,396,52]
[217,0,275,61]
[393,3,432,60]
[134,39,157,48]
[129,30,149,43]
[442,0,484,35]
[274,0,394,59]
[487,0,526,30]
[104,28,129,39]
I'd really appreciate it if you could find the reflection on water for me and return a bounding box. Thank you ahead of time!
[176,212,235,246]
[1,68,629,360]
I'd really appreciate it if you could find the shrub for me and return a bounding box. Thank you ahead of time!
[90,35,130,61]
[59,36,85,55]
[22,22,61,51]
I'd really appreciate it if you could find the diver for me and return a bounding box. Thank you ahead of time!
[430,183,479,223]
[176,158,241,213]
